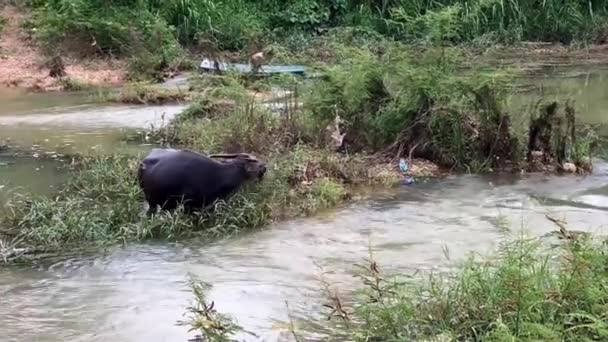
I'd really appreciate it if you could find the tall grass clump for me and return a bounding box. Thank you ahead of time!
[178,277,249,342]
[305,45,594,173]
[321,227,608,341]
[24,0,266,55]
[178,225,608,341]
[306,46,519,171]
[160,0,266,50]
[343,0,608,45]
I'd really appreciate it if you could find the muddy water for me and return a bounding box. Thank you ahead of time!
[512,63,608,131]
[1,65,608,341]
[0,86,187,203]
[0,87,186,152]
[2,164,608,342]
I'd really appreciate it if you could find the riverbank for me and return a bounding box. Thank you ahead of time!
[0,6,127,91]
[4,158,608,341]
[5,1,608,95]
[3,2,608,340]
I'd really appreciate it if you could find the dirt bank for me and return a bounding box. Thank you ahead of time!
[0,6,127,91]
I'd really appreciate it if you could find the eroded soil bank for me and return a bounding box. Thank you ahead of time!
[0,6,127,91]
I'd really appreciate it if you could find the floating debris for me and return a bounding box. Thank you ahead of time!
[400,176,415,185]
[398,158,415,185]
[399,158,409,172]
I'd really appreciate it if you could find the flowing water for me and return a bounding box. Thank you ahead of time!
[1,65,608,342]
[0,86,187,203]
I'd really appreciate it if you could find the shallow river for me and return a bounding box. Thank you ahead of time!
[1,65,608,342]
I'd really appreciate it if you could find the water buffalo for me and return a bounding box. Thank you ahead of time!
[137,148,266,215]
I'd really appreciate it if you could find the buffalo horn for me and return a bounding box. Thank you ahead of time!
[209,153,257,160]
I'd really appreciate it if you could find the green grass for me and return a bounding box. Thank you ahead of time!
[331,230,608,341]
[182,226,608,342]
[0,145,397,263]
[179,278,248,342]
[109,82,189,105]
[87,81,191,105]
[303,45,593,172]
[19,0,608,81]
[25,0,608,50]
[56,77,99,92]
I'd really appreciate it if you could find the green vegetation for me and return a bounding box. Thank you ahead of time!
[179,279,249,342]
[25,0,608,49]
[57,77,98,91]
[0,146,391,262]
[100,82,189,104]
[18,0,608,81]
[304,46,592,173]
[1,1,605,338]
[183,223,608,341]
[0,44,597,263]
[332,231,608,341]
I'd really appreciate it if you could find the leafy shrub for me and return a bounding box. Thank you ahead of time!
[305,46,520,170]
[328,231,608,341]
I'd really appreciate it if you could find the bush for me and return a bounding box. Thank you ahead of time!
[22,0,608,71]
[324,227,608,341]
[179,225,608,342]
[305,46,522,170]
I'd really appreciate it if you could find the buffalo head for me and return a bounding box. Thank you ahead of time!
[209,152,267,181]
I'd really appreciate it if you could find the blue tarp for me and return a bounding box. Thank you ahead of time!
[199,58,306,76]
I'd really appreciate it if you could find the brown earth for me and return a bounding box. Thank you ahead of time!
[0,6,127,91]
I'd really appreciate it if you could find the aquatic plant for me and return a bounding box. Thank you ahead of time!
[178,277,248,342]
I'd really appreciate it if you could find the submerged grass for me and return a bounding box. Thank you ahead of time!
[182,224,608,342]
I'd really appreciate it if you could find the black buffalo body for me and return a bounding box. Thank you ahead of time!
[138,148,266,215]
